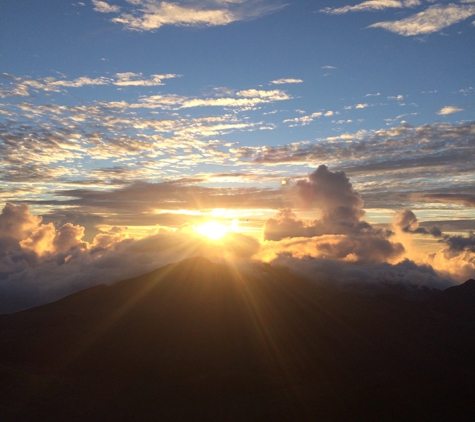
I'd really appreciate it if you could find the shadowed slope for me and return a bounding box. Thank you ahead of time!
[0,257,474,421]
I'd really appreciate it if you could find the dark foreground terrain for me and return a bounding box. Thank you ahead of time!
[0,257,474,421]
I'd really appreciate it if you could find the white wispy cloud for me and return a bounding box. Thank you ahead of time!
[94,0,286,31]
[270,78,303,85]
[0,73,181,97]
[321,0,420,15]
[114,72,179,86]
[437,105,464,115]
[92,0,120,13]
[369,4,475,36]
[283,112,323,126]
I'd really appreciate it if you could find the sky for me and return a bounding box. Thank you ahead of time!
[0,0,474,312]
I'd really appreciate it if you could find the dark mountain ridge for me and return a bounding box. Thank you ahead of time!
[0,257,474,421]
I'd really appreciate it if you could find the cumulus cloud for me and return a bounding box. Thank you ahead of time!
[263,209,315,241]
[261,166,404,265]
[0,203,42,242]
[369,4,475,36]
[390,208,475,281]
[437,105,464,115]
[425,231,475,282]
[296,165,364,215]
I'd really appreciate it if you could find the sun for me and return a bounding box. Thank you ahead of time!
[195,220,237,240]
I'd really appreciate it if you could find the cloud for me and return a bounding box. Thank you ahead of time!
[0,73,181,97]
[98,0,286,31]
[261,166,404,265]
[321,0,421,15]
[437,105,464,115]
[443,231,475,253]
[269,254,454,296]
[263,209,316,241]
[419,193,475,207]
[283,111,322,126]
[92,0,120,13]
[270,78,303,85]
[369,4,475,36]
[0,203,260,313]
[0,203,42,241]
[389,208,475,281]
[240,121,475,209]
[180,89,291,109]
[35,180,291,222]
[295,165,364,214]
[1,177,472,315]
[392,208,445,238]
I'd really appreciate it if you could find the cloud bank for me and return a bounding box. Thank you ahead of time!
[1,166,473,314]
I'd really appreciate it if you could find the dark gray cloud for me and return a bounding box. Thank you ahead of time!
[443,231,475,253]
[50,181,291,214]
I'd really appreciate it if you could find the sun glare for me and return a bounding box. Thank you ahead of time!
[195,220,238,240]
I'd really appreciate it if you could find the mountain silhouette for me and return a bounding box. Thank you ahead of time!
[0,257,474,421]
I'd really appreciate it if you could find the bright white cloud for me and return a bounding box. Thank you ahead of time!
[92,0,120,13]
[437,105,464,115]
[369,4,475,36]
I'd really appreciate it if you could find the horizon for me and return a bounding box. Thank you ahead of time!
[1,0,474,313]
